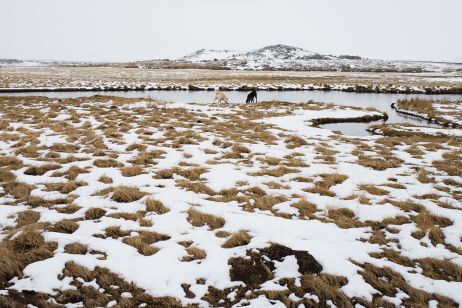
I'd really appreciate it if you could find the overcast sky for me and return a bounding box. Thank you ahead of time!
[1,0,461,62]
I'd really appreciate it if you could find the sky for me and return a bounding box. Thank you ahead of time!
[1,0,461,63]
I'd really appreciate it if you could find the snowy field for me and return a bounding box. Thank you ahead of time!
[0,95,462,307]
[0,67,461,94]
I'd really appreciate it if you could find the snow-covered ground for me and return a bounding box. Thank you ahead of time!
[1,67,461,94]
[1,95,461,307]
[180,44,462,73]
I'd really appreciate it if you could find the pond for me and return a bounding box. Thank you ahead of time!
[2,90,461,136]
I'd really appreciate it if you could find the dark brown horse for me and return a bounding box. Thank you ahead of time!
[246,89,257,103]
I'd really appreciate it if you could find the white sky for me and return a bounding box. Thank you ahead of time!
[1,0,461,62]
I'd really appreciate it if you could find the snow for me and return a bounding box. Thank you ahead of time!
[1,95,462,306]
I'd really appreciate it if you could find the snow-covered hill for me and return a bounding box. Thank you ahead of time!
[179,44,462,73]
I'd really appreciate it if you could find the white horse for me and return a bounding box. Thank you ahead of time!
[214,90,228,104]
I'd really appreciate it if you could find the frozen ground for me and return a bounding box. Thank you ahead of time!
[0,67,461,94]
[0,96,461,307]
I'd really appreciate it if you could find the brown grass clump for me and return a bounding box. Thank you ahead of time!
[122,231,169,256]
[0,230,56,288]
[24,164,61,176]
[145,198,170,214]
[94,158,122,168]
[50,143,80,153]
[66,165,88,180]
[111,186,147,203]
[432,151,462,177]
[16,210,40,227]
[85,208,106,220]
[360,263,457,307]
[357,155,402,171]
[254,195,288,211]
[0,156,23,170]
[222,230,251,248]
[187,208,225,230]
[155,167,208,181]
[418,258,462,282]
[64,243,88,255]
[358,184,389,196]
[285,135,308,149]
[176,179,216,195]
[46,180,86,194]
[328,208,361,228]
[0,168,16,182]
[251,166,300,177]
[304,173,348,197]
[417,169,433,183]
[98,175,113,184]
[49,219,79,234]
[120,165,144,177]
[291,199,317,218]
[182,247,207,262]
[129,150,165,166]
[3,182,35,201]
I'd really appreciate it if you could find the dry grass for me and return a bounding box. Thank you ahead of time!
[291,199,317,218]
[85,208,106,220]
[357,155,402,171]
[0,156,23,170]
[176,179,215,195]
[358,184,389,196]
[98,175,113,184]
[418,258,462,282]
[222,230,251,248]
[145,198,170,214]
[94,158,122,168]
[187,208,225,230]
[304,173,348,197]
[285,135,308,149]
[120,165,144,177]
[155,167,208,181]
[111,186,147,203]
[0,230,56,288]
[49,219,79,234]
[182,246,207,262]
[16,210,40,227]
[24,164,61,176]
[251,166,300,177]
[0,168,16,182]
[64,243,88,255]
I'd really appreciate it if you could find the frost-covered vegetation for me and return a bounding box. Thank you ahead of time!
[0,96,462,307]
[0,67,461,94]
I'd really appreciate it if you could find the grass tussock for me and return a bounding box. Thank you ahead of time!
[94,158,122,168]
[98,175,113,184]
[291,199,317,218]
[222,230,251,248]
[155,167,208,181]
[304,173,348,197]
[0,230,56,288]
[49,219,79,234]
[187,208,225,230]
[146,198,170,214]
[251,166,300,177]
[357,155,402,171]
[0,156,23,170]
[24,164,61,176]
[176,179,215,195]
[182,246,207,262]
[85,208,106,220]
[111,186,147,203]
[64,243,88,255]
[120,165,144,177]
[285,135,308,149]
[358,184,389,196]
[16,210,40,227]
